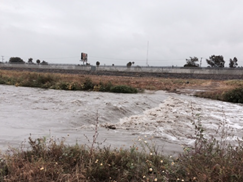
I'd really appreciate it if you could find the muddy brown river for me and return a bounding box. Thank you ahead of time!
[0,85,242,155]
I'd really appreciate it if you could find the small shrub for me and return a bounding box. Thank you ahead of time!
[223,87,243,103]
[41,81,52,89]
[6,77,17,85]
[68,82,80,90]
[0,158,8,180]
[98,81,113,92]
[36,74,55,85]
[53,82,81,90]
[19,73,58,88]
[82,77,94,90]
[0,76,6,84]
[57,82,69,90]
[110,85,137,93]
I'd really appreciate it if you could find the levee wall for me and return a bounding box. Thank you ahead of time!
[1,63,243,75]
[96,66,243,75]
[0,63,91,71]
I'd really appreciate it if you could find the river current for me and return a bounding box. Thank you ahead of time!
[0,85,242,155]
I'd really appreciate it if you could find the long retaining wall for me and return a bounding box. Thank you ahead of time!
[96,66,243,75]
[0,63,91,71]
[1,63,243,80]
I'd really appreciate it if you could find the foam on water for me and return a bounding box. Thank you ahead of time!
[106,96,243,146]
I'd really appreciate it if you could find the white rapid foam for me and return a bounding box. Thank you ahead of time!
[108,96,243,146]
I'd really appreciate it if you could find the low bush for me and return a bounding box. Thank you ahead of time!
[56,82,69,90]
[82,77,94,90]
[110,85,138,93]
[0,75,6,84]
[195,91,223,101]
[98,81,113,92]
[67,82,80,90]
[223,87,243,103]
[36,74,55,85]
[17,73,58,88]
[195,87,243,103]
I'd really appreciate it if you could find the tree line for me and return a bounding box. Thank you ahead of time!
[6,55,240,68]
[184,55,239,68]
[8,57,48,65]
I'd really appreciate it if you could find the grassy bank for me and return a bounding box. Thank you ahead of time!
[0,70,206,91]
[0,70,137,93]
[1,69,243,103]
[1,120,243,181]
[195,80,243,103]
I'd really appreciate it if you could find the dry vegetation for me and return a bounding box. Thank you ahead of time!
[0,69,220,91]
[1,69,243,101]
[1,115,243,181]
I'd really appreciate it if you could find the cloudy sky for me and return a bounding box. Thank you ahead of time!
[1,0,243,67]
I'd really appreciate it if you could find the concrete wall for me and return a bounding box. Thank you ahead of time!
[1,63,243,75]
[96,66,243,75]
[0,63,91,71]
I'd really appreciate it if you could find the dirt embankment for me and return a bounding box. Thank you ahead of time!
[176,80,224,95]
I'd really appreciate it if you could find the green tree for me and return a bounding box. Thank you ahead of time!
[28,58,33,64]
[184,57,199,67]
[9,57,25,64]
[229,57,238,68]
[40,60,48,65]
[206,55,225,68]
[36,59,40,64]
[126,62,134,68]
[96,61,100,67]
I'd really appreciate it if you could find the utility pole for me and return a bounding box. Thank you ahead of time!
[200,57,202,67]
[1,56,4,62]
[146,41,149,66]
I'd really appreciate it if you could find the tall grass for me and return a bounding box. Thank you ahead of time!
[1,114,243,181]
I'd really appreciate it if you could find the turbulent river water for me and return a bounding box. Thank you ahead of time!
[0,85,243,155]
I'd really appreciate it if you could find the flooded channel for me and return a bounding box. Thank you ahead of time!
[0,85,242,155]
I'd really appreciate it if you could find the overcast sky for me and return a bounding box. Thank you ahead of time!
[1,0,243,67]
